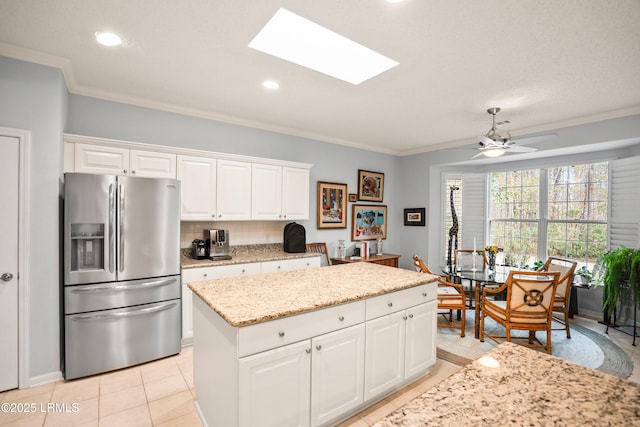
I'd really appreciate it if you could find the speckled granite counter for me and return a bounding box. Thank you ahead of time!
[374,341,640,426]
[188,262,437,327]
[181,243,320,269]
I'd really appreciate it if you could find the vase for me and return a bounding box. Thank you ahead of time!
[488,253,496,271]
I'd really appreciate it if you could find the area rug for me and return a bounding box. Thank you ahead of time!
[436,312,633,379]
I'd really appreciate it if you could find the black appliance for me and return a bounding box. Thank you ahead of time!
[191,239,207,259]
[284,222,306,253]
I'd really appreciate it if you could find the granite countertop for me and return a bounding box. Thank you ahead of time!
[188,262,437,327]
[181,243,321,269]
[374,342,640,426]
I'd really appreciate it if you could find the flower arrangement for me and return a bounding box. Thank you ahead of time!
[484,245,503,270]
[575,265,593,284]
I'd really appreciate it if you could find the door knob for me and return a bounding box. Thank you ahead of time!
[1,273,14,282]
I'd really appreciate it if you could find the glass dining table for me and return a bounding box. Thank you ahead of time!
[442,266,511,338]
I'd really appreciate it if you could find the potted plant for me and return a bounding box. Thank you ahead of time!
[575,266,593,285]
[594,246,640,323]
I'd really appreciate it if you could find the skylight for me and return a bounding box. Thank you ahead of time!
[248,8,398,85]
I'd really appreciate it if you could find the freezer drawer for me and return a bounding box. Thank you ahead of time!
[64,299,181,380]
[64,275,181,315]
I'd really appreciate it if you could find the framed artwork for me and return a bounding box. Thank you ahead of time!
[348,193,357,202]
[404,208,426,226]
[317,181,347,229]
[352,204,387,241]
[357,170,384,202]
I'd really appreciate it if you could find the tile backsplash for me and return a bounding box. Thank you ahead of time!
[180,221,287,248]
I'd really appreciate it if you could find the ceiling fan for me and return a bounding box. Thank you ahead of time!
[472,107,556,159]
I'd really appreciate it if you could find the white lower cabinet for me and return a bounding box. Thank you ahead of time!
[193,282,437,427]
[239,340,311,427]
[261,257,321,273]
[310,324,365,426]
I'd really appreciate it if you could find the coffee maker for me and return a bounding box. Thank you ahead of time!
[204,229,230,259]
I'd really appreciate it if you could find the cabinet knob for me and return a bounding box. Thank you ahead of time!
[305,348,311,354]
[242,269,246,273]
[212,214,215,218]
[278,331,285,337]
[422,292,427,297]
[123,169,128,174]
[409,313,414,318]
[219,214,222,218]
[338,316,345,322]
[316,345,322,351]
[131,170,136,175]
[203,273,207,277]
[403,315,408,320]
[387,302,393,307]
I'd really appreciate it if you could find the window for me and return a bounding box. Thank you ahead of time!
[547,163,608,269]
[488,163,609,269]
[489,170,540,267]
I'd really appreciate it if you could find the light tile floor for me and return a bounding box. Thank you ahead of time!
[0,315,637,427]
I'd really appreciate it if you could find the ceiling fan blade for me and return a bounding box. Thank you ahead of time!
[511,133,557,145]
[477,135,495,146]
[471,151,486,159]
[508,145,538,153]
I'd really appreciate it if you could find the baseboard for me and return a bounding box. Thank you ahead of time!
[29,370,63,388]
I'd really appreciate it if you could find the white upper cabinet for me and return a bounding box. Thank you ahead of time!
[251,163,283,220]
[177,155,217,220]
[217,160,252,221]
[282,167,310,220]
[74,143,176,178]
[129,150,177,178]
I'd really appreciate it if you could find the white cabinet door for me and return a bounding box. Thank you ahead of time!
[252,163,283,220]
[177,155,216,221]
[74,143,129,175]
[282,167,309,220]
[130,150,176,178]
[310,324,365,427]
[217,160,252,220]
[404,301,437,378]
[363,310,405,401]
[239,340,311,427]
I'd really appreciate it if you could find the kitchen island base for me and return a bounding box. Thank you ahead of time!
[190,263,438,427]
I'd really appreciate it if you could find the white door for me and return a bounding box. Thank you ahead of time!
[239,340,311,427]
[404,301,437,378]
[217,160,252,220]
[74,143,129,175]
[282,167,309,220]
[129,150,176,178]
[310,324,365,427]
[251,163,282,220]
[176,155,216,220]
[0,135,19,392]
[363,311,405,401]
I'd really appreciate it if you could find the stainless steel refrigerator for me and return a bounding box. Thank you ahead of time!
[63,173,181,380]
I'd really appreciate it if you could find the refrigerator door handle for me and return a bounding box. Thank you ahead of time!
[71,301,178,321]
[70,278,179,293]
[108,183,115,274]
[119,184,125,273]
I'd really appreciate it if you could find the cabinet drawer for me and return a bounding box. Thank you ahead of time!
[261,257,320,273]
[181,263,261,284]
[238,300,365,357]
[365,283,436,320]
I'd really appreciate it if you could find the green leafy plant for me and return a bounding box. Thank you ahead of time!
[575,266,593,284]
[594,246,640,322]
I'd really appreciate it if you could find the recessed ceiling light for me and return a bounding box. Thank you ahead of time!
[249,8,398,85]
[95,32,122,47]
[262,80,280,90]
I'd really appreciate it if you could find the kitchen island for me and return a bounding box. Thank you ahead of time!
[189,262,438,427]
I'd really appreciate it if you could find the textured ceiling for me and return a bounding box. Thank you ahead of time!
[1,0,639,156]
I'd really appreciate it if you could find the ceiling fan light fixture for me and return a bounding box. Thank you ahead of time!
[482,146,507,158]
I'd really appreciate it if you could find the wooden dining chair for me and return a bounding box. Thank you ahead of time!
[480,270,560,354]
[305,242,331,266]
[537,257,578,338]
[413,255,466,337]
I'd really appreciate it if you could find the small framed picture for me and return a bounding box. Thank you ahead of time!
[357,170,384,202]
[404,208,426,226]
[317,181,348,229]
[352,204,387,241]
[348,193,357,202]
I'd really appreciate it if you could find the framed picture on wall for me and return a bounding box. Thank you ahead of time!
[357,170,384,202]
[404,207,426,226]
[352,204,387,241]
[317,181,348,229]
